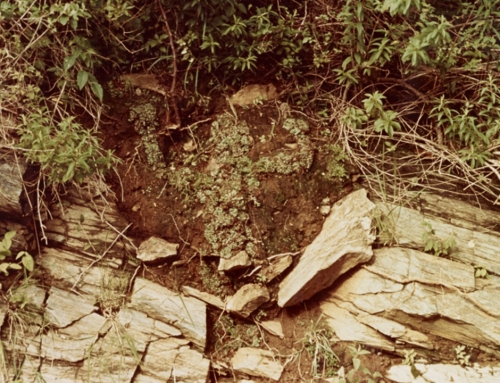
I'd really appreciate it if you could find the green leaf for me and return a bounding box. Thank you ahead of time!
[353,357,361,371]
[59,15,69,26]
[90,82,103,101]
[63,54,77,72]
[77,70,89,90]
[0,263,10,275]
[5,231,16,241]
[20,252,34,272]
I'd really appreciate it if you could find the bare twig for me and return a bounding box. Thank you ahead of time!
[157,0,181,126]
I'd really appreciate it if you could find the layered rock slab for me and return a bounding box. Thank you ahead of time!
[278,189,376,307]
[231,347,284,381]
[129,277,207,350]
[321,247,500,354]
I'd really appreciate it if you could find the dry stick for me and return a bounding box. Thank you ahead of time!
[157,0,181,126]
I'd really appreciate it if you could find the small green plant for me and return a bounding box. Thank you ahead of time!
[338,345,383,383]
[303,317,340,379]
[97,272,129,316]
[402,349,421,378]
[454,345,471,366]
[19,112,117,184]
[474,265,489,279]
[0,232,34,276]
[324,144,349,181]
[421,222,456,257]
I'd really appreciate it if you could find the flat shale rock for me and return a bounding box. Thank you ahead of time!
[321,247,500,354]
[129,277,207,350]
[0,155,26,217]
[229,84,278,106]
[45,189,133,259]
[181,285,226,310]
[377,201,500,275]
[387,363,500,383]
[37,247,123,297]
[260,320,284,339]
[231,347,284,381]
[261,254,293,282]
[226,284,270,318]
[218,250,251,271]
[365,247,475,291]
[278,189,376,307]
[44,286,97,328]
[137,236,179,262]
[138,338,210,383]
[28,313,106,363]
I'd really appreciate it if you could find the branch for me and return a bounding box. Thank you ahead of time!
[157,0,181,126]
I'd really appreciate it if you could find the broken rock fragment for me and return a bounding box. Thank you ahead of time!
[229,84,278,106]
[137,236,179,263]
[260,320,284,339]
[181,285,226,310]
[231,347,284,381]
[129,277,207,350]
[218,250,251,271]
[261,254,293,282]
[278,189,376,307]
[226,284,269,318]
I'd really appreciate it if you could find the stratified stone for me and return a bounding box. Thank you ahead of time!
[30,313,106,363]
[261,255,293,282]
[137,236,179,263]
[260,320,284,339]
[226,284,270,318]
[218,250,251,271]
[231,347,283,381]
[129,277,207,350]
[139,338,210,383]
[229,84,278,106]
[322,247,500,353]
[278,189,375,307]
[45,286,97,328]
[181,286,225,310]
[387,363,500,383]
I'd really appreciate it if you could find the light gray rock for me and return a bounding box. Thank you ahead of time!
[116,307,182,352]
[261,254,293,282]
[38,361,80,383]
[259,320,284,339]
[140,338,210,383]
[181,285,225,310]
[218,250,251,271]
[79,316,143,383]
[44,190,133,260]
[137,236,179,263]
[10,283,46,311]
[324,260,500,353]
[321,299,396,351]
[387,363,500,383]
[231,347,283,381]
[226,284,270,318]
[30,313,106,363]
[366,247,476,291]
[0,155,26,217]
[45,286,97,328]
[129,277,207,350]
[229,84,278,106]
[278,189,376,307]
[377,201,500,275]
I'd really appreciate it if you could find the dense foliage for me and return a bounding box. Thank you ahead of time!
[1,0,500,199]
